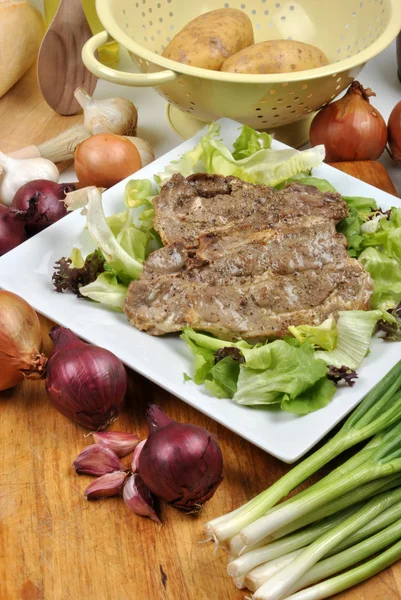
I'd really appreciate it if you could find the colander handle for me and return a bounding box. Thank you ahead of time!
[82,32,178,87]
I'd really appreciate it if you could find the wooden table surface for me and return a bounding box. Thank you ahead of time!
[1,66,401,600]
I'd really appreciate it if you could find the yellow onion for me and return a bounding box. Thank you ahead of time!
[74,133,154,188]
[310,81,387,162]
[0,291,47,391]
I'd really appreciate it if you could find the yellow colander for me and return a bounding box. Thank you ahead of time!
[83,0,401,145]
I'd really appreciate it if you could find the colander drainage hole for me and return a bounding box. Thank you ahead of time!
[255,107,262,111]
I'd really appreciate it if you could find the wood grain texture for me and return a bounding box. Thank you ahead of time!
[0,78,401,598]
[37,0,97,115]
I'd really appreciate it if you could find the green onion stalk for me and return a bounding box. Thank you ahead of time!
[251,486,401,600]
[205,362,401,543]
[285,538,401,600]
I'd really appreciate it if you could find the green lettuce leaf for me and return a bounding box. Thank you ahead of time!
[314,309,391,369]
[86,188,149,280]
[156,123,325,187]
[288,316,338,351]
[358,247,401,310]
[124,179,157,232]
[343,196,377,213]
[204,357,240,398]
[232,124,272,159]
[79,272,128,309]
[281,377,337,415]
[277,177,337,193]
[337,196,379,257]
[359,208,401,262]
[233,341,328,411]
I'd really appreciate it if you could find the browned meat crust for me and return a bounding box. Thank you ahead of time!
[124,174,373,341]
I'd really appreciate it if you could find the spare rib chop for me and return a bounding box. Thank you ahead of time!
[124,173,373,341]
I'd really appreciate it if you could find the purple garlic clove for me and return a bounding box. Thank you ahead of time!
[84,471,127,499]
[131,439,147,472]
[91,431,140,457]
[123,473,161,523]
[73,444,123,476]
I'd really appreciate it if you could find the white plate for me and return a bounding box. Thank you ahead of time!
[0,118,399,463]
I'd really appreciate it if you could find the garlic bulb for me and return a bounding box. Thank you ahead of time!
[0,152,59,206]
[74,88,138,136]
[125,136,155,168]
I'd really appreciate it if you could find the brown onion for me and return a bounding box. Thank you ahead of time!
[0,291,47,391]
[388,100,401,166]
[46,327,127,430]
[310,81,387,162]
[138,405,223,513]
[74,133,142,188]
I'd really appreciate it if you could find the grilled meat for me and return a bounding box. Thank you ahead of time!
[124,174,373,341]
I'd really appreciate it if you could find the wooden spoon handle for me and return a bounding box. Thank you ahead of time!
[37,0,97,115]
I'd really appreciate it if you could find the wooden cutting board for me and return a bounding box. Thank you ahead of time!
[0,66,400,600]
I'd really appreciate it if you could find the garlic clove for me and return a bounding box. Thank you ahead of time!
[0,152,59,206]
[84,471,127,499]
[74,88,138,137]
[123,474,161,523]
[131,439,147,472]
[124,136,155,168]
[91,431,140,458]
[73,444,123,476]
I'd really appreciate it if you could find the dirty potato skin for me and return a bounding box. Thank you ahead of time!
[161,8,254,70]
[220,39,329,74]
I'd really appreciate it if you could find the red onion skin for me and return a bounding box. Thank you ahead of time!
[388,101,401,166]
[138,405,223,512]
[11,179,75,235]
[46,327,127,430]
[0,205,27,256]
[310,81,387,162]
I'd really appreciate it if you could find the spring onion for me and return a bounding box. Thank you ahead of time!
[285,538,401,600]
[252,486,401,600]
[241,419,401,548]
[205,361,401,543]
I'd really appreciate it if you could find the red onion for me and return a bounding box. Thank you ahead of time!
[138,405,223,513]
[388,100,401,166]
[11,179,75,235]
[46,326,127,430]
[310,81,387,162]
[0,204,27,256]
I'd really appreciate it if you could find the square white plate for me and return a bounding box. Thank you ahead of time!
[0,118,399,463]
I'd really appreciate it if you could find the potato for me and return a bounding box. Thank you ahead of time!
[220,40,329,74]
[162,8,254,71]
